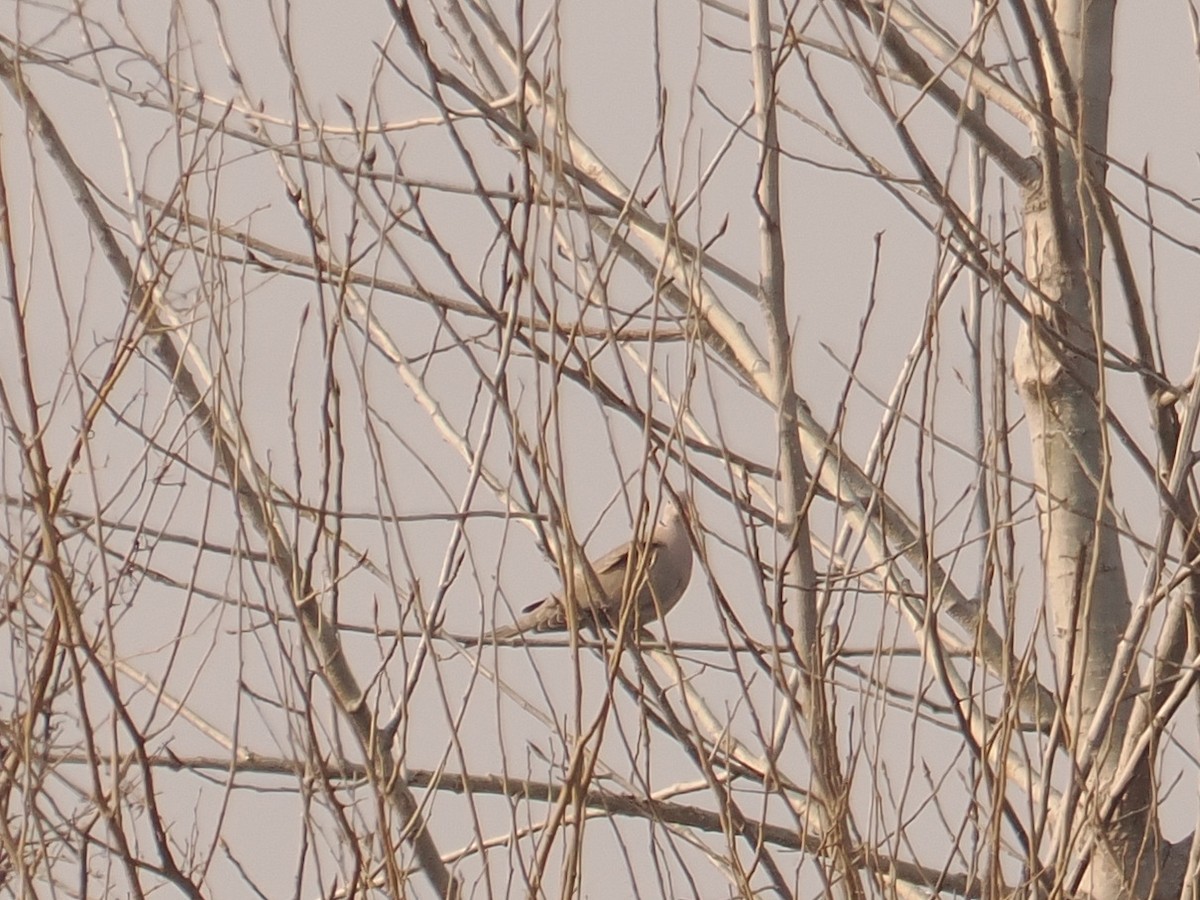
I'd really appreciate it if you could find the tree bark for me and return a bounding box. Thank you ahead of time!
[1011,1,1166,895]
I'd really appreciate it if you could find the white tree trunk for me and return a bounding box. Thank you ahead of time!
[1012,1,1166,895]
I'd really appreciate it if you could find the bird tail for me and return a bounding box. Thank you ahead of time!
[483,622,524,643]
[483,595,560,643]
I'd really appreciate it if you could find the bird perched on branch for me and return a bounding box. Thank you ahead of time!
[486,497,693,642]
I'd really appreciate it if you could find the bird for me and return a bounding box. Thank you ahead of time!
[486,496,693,642]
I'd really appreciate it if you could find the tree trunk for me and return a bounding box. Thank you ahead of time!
[1012,2,1165,895]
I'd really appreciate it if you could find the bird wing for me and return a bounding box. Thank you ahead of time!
[590,536,666,577]
[519,595,548,615]
[488,534,671,641]
[515,537,649,617]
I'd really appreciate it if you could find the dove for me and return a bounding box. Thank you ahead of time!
[487,496,693,642]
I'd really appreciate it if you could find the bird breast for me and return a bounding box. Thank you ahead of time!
[643,525,693,617]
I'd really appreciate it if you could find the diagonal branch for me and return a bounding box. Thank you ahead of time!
[0,46,461,900]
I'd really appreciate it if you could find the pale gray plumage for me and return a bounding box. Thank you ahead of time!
[487,498,692,642]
